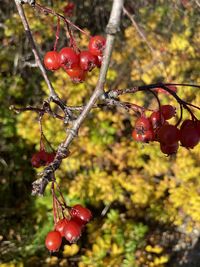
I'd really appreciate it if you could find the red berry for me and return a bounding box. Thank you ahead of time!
[44,51,60,71]
[66,67,86,83]
[160,142,179,155]
[135,116,152,133]
[132,130,145,142]
[180,120,199,148]
[59,47,79,69]
[79,51,98,71]
[150,111,165,129]
[160,105,176,120]
[45,230,62,252]
[132,129,154,143]
[63,2,75,16]
[180,119,194,129]
[64,219,82,243]
[195,120,200,136]
[157,124,180,144]
[88,36,106,56]
[55,218,69,237]
[155,85,177,95]
[70,204,92,224]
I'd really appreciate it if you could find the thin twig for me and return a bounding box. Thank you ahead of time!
[123,7,155,55]
[35,3,91,37]
[14,0,58,99]
[10,105,64,120]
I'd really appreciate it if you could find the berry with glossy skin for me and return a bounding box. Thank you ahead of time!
[70,204,92,224]
[59,47,79,69]
[150,111,165,129]
[160,105,176,120]
[44,51,60,71]
[88,36,106,56]
[157,124,180,144]
[180,120,199,148]
[55,218,69,237]
[135,116,152,133]
[64,219,82,243]
[79,51,98,71]
[132,129,154,143]
[66,67,86,83]
[45,230,62,252]
[160,142,179,155]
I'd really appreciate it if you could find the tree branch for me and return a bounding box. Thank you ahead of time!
[32,0,124,196]
[123,7,155,55]
[14,0,58,100]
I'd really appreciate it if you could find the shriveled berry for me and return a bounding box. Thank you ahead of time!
[59,47,79,69]
[79,51,98,71]
[45,230,62,252]
[31,152,43,168]
[31,150,55,168]
[46,152,56,164]
[64,219,82,243]
[44,51,60,71]
[88,36,106,56]
[70,204,92,224]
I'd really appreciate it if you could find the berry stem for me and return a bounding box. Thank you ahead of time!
[54,180,70,210]
[53,16,60,51]
[14,0,59,100]
[34,3,91,37]
[175,104,183,127]
[51,181,58,224]
[65,21,79,52]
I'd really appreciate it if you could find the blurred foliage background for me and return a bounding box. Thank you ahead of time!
[0,0,200,266]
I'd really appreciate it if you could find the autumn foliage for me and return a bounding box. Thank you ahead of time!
[0,1,200,267]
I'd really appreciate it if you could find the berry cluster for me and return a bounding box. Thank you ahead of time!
[45,204,92,252]
[43,35,106,83]
[132,104,200,155]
